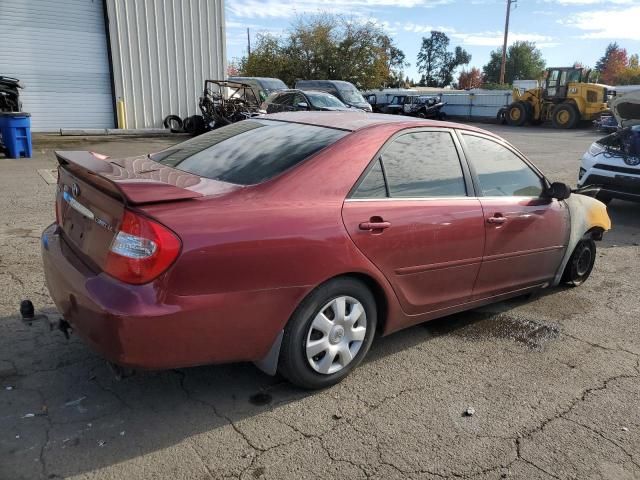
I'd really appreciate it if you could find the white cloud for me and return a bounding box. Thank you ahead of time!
[452,30,558,48]
[559,5,640,40]
[397,23,558,48]
[544,0,634,4]
[227,0,451,19]
[402,22,456,34]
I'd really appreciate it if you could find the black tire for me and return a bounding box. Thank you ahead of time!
[552,103,579,129]
[497,108,507,124]
[182,115,206,136]
[562,238,596,287]
[278,278,377,389]
[437,111,447,121]
[506,102,528,126]
[163,115,183,133]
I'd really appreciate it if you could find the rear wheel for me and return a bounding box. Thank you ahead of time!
[552,103,579,129]
[562,239,596,287]
[506,102,528,126]
[278,278,377,389]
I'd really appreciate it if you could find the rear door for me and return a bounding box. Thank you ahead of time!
[342,129,485,317]
[458,132,570,299]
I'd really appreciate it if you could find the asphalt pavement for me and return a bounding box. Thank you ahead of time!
[0,124,638,480]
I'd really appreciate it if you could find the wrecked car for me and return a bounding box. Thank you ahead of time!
[34,112,610,389]
[198,80,262,130]
[580,90,640,204]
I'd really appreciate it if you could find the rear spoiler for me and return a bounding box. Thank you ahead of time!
[55,151,204,205]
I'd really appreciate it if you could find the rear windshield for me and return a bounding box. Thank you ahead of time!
[150,120,348,185]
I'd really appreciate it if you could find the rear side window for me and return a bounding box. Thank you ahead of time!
[381,131,467,197]
[352,159,387,199]
[461,134,543,197]
[150,120,347,185]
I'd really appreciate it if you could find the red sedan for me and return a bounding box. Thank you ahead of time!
[41,112,610,389]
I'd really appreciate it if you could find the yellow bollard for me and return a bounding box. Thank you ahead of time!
[116,99,127,129]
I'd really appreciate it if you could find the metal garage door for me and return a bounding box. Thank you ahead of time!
[0,0,114,131]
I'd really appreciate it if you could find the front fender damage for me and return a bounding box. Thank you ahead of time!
[552,194,611,286]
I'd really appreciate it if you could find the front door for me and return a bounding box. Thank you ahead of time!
[342,130,485,316]
[459,132,570,299]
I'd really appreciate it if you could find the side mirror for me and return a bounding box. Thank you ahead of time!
[545,181,572,200]
[296,102,309,110]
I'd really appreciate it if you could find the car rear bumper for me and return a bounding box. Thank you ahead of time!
[41,224,308,370]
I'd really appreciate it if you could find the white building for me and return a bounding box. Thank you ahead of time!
[0,0,226,131]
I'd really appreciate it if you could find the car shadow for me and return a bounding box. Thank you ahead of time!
[0,292,554,479]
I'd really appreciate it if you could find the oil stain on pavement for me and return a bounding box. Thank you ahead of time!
[426,311,560,351]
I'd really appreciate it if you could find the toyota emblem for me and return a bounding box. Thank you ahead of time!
[71,183,81,198]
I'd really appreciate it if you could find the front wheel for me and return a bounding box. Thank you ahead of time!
[562,239,596,287]
[552,103,579,129]
[278,278,377,389]
[506,102,528,126]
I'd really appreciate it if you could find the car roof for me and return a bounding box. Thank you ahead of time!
[263,111,499,136]
[269,89,339,97]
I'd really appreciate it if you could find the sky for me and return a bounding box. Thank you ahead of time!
[224,0,640,82]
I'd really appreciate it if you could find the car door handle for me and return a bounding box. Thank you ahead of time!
[359,221,391,231]
[487,215,506,225]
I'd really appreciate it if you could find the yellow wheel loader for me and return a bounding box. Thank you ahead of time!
[506,67,612,129]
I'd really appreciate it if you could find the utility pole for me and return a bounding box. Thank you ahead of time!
[499,0,516,85]
[247,28,251,56]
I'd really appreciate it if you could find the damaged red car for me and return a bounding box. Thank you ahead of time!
[39,112,610,389]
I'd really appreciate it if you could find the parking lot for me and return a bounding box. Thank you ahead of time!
[1,124,639,480]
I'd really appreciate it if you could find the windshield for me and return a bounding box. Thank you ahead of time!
[306,92,346,109]
[260,79,287,91]
[339,89,366,104]
[390,96,403,105]
[149,120,347,185]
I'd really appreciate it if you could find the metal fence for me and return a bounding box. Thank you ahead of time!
[441,92,512,119]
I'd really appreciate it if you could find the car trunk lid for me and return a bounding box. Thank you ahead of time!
[55,150,236,271]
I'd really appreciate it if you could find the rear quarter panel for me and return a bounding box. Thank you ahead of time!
[140,125,409,352]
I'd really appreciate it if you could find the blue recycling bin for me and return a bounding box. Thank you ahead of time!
[0,113,32,158]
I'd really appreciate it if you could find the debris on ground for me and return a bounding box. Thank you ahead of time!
[64,396,87,407]
[97,440,106,447]
[463,407,476,417]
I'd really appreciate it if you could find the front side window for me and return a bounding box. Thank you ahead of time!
[150,120,347,185]
[462,134,544,197]
[381,131,467,198]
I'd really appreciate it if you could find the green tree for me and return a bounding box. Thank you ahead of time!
[417,31,470,87]
[483,41,546,84]
[238,14,406,90]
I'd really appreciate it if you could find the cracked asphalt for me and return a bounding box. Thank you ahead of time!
[1,124,639,480]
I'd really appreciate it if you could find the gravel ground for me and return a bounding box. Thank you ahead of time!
[0,124,638,480]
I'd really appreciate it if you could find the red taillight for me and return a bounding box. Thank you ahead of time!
[104,210,181,285]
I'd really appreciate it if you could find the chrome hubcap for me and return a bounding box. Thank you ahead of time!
[305,296,367,375]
